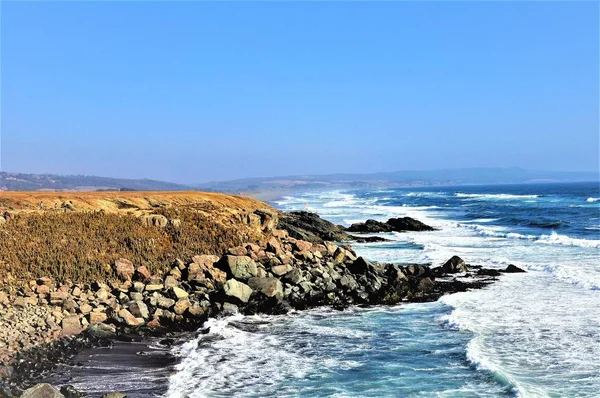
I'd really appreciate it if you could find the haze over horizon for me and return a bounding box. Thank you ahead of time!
[2,2,598,184]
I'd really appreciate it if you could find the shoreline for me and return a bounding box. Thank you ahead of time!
[0,192,526,396]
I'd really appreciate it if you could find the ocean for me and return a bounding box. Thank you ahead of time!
[46,182,600,397]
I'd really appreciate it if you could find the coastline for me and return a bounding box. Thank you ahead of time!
[0,191,525,396]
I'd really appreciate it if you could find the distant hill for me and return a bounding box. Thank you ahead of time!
[197,167,600,193]
[0,172,192,191]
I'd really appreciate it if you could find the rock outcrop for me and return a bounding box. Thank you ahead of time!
[347,217,435,233]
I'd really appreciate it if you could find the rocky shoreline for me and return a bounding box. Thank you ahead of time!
[0,210,524,397]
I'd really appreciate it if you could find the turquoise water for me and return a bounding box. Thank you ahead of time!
[45,182,600,397]
[167,304,513,397]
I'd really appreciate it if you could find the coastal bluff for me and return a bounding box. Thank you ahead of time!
[0,191,523,397]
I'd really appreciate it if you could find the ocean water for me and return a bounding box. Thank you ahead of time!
[46,182,600,397]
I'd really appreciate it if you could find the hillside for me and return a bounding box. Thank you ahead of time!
[0,191,277,285]
[198,167,600,193]
[0,172,191,191]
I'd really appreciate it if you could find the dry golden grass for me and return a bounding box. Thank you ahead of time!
[0,191,274,285]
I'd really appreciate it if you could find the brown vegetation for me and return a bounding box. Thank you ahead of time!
[0,191,275,285]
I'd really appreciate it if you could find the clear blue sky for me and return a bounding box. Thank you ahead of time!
[1,1,598,183]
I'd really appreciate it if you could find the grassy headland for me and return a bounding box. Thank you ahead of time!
[0,191,275,285]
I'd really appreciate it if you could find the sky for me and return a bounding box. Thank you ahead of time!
[1,1,598,183]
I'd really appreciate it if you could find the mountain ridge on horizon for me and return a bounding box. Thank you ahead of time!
[1,168,598,192]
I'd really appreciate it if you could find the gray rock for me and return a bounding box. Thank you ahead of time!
[21,383,65,398]
[88,322,116,338]
[282,268,303,284]
[223,279,252,303]
[247,277,284,300]
[442,256,468,273]
[129,301,149,319]
[218,256,258,279]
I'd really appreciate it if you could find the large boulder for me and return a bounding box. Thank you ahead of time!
[247,277,284,300]
[504,264,526,273]
[276,211,351,243]
[61,315,82,336]
[217,255,258,279]
[442,256,469,273]
[386,217,435,232]
[129,301,149,319]
[347,219,393,233]
[21,383,64,398]
[346,217,435,233]
[347,257,375,274]
[223,279,252,304]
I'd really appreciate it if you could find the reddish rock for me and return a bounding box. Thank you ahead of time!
[294,240,313,252]
[61,315,82,336]
[135,265,152,281]
[118,309,144,326]
[88,311,108,325]
[266,237,282,255]
[115,258,135,281]
[228,246,247,256]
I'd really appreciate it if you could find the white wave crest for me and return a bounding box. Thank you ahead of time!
[455,193,540,200]
[537,231,600,249]
[586,197,600,203]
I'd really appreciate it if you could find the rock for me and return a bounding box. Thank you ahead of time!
[141,214,168,228]
[115,258,135,281]
[228,246,247,256]
[442,256,469,273]
[145,283,164,291]
[79,303,93,314]
[386,217,435,232]
[101,393,127,398]
[171,286,189,299]
[247,277,284,300]
[266,237,282,255]
[351,235,390,243]
[293,240,313,252]
[0,365,15,379]
[156,295,176,309]
[504,264,526,273]
[118,309,144,326]
[477,268,502,277]
[271,264,293,276]
[164,275,178,289]
[50,291,68,304]
[21,383,65,398]
[129,301,149,319]
[282,268,304,285]
[347,217,435,233]
[277,211,351,242]
[339,275,358,290]
[223,279,252,304]
[332,247,347,265]
[189,255,227,285]
[346,219,393,233]
[60,385,85,398]
[129,291,143,301]
[217,255,258,279]
[61,315,82,336]
[135,266,152,281]
[173,298,189,315]
[88,312,108,325]
[347,257,374,274]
